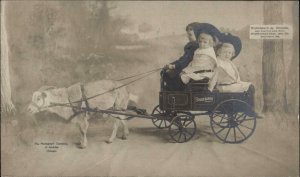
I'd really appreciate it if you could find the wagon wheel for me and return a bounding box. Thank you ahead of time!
[168,113,196,143]
[151,105,172,129]
[210,99,256,144]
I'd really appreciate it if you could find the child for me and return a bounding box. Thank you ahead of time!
[212,41,264,118]
[180,32,218,84]
[210,42,251,92]
[162,22,202,91]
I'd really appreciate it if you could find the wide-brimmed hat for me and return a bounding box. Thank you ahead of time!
[218,32,242,60]
[194,23,222,43]
[186,23,222,43]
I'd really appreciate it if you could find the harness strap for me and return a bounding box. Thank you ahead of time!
[80,83,91,111]
[67,111,85,122]
[67,96,79,114]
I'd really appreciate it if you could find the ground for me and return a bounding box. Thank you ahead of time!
[1,112,299,177]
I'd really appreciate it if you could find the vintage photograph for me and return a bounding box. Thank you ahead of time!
[1,1,299,176]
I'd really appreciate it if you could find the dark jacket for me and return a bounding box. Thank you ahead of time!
[171,41,199,75]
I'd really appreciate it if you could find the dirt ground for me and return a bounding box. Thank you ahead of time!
[1,112,299,177]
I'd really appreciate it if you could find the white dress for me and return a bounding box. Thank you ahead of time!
[180,47,217,84]
[209,59,251,92]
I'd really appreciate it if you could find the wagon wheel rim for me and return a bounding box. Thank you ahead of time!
[151,105,171,129]
[210,99,256,144]
[169,114,196,143]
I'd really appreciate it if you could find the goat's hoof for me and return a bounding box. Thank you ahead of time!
[121,136,127,140]
[78,143,87,149]
[105,140,113,144]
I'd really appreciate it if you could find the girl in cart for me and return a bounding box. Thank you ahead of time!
[210,33,263,117]
[210,33,253,93]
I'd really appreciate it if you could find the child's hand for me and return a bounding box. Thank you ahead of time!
[164,64,175,70]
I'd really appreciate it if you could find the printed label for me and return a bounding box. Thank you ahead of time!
[194,96,214,103]
[250,25,293,39]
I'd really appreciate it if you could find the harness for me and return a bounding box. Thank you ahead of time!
[81,84,90,109]
[67,83,92,121]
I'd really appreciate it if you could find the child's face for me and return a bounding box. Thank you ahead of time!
[198,33,213,49]
[186,26,196,42]
[218,47,234,61]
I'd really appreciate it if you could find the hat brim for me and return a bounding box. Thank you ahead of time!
[194,23,222,42]
[219,33,242,60]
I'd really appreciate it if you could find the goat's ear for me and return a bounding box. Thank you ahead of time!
[41,92,47,98]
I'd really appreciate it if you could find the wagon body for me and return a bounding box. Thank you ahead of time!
[151,71,257,144]
[159,90,254,112]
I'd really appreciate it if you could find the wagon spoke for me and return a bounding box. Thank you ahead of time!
[172,121,180,127]
[236,126,246,138]
[220,105,229,116]
[184,120,193,127]
[159,120,163,127]
[183,129,193,136]
[218,121,229,127]
[214,114,224,119]
[219,115,225,124]
[233,127,237,142]
[215,127,226,135]
[213,112,224,118]
[235,112,245,120]
[155,108,162,114]
[183,132,187,142]
[171,129,180,137]
[164,120,167,127]
[212,116,229,126]
[238,123,253,130]
[238,117,255,123]
[182,117,187,127]
[178,132,183,142]
[224,128,231,142]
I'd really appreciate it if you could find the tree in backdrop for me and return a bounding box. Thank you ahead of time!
[262,1,288,113]
[287,2,299,115]
[24,1,136,84]
[85,1,134,55]
[1,1,16,114]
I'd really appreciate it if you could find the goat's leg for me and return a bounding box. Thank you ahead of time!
[107,118,120,144]
[77,114,89,148]
[120,119,129,140]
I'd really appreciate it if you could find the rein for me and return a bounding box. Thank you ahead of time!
[46,67,163,108]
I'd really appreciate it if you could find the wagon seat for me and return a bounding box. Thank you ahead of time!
[185,78,213,92]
